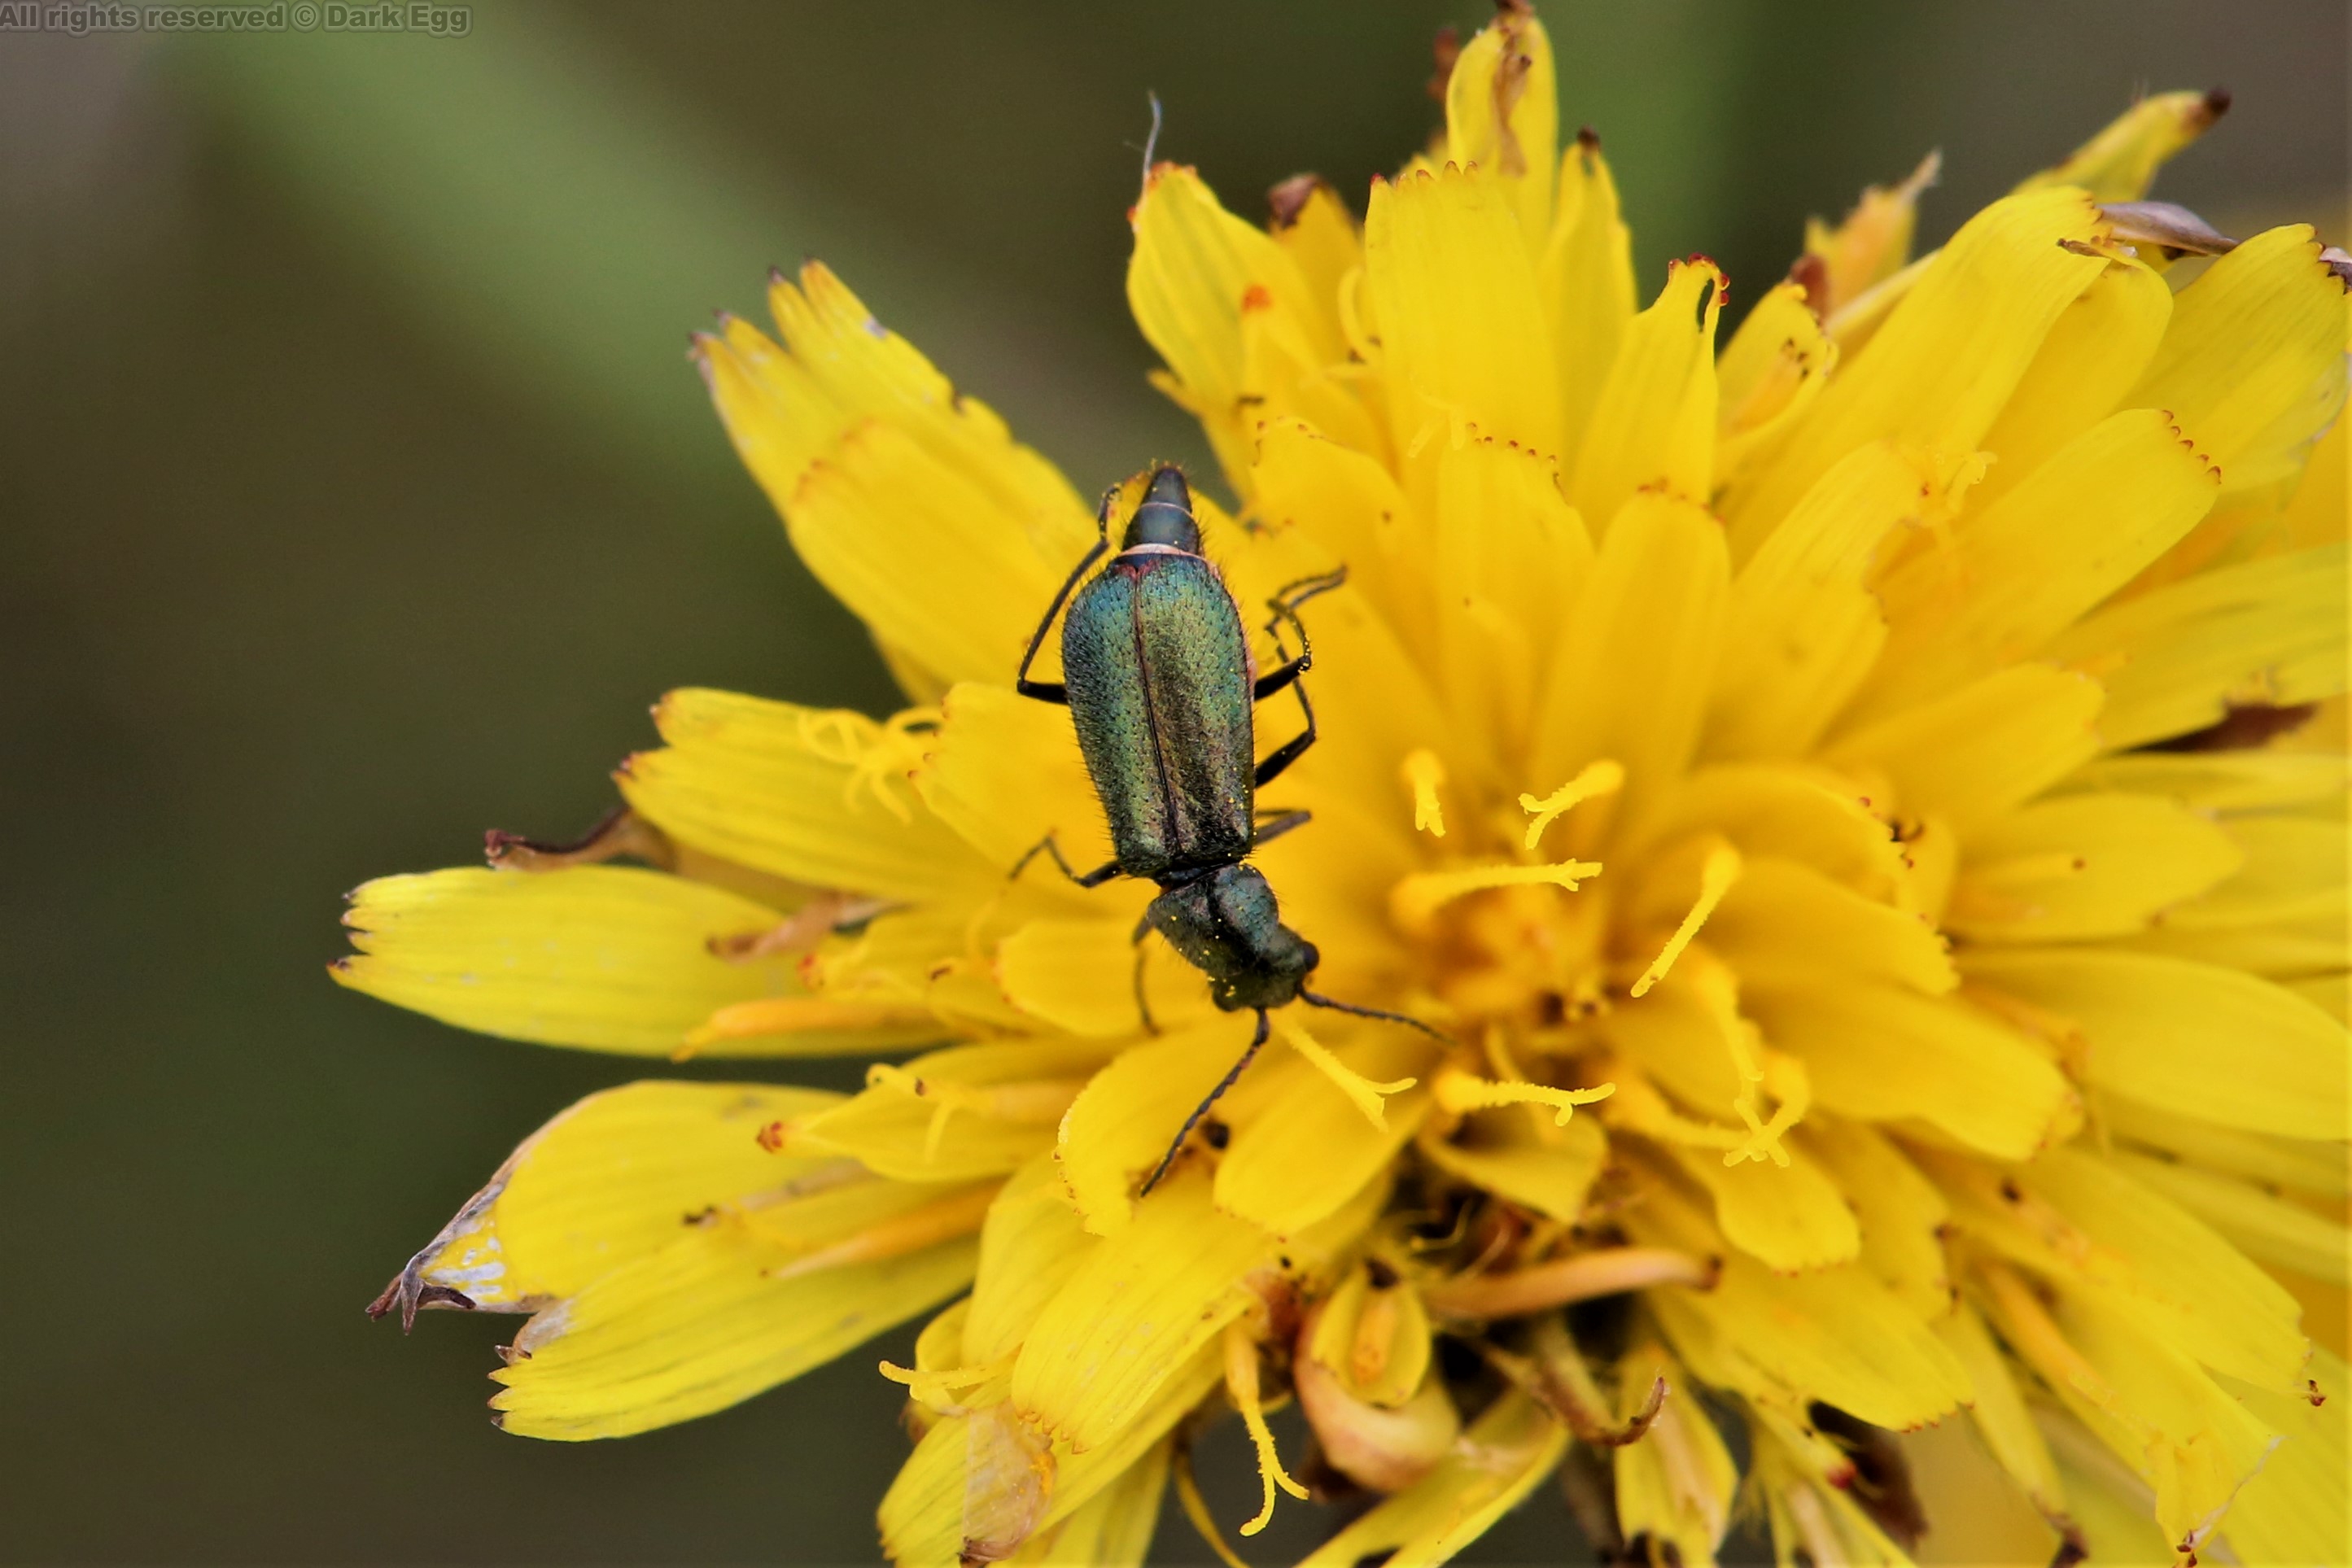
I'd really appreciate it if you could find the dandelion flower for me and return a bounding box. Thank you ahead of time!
[342,8,2350,1564]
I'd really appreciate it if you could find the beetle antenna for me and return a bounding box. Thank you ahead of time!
[1126,93,1165,197]
[1139,1008,1270,1197]
[1301,989,1451,1042]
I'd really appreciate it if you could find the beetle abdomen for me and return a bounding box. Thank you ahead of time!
[1062,550,1253,878]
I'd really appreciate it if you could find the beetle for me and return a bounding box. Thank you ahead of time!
[1014,465,1440,1192]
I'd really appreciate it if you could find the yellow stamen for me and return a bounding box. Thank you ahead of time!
[1423,1246,1717,1320]
[1224,1321,1309,1536]
[1392,859,1602,928]
[1482,1026,1566,1147]
[1679,953,1772,1144]
[1727,1052,1812,1168]
[1601,1077,1746,1150]
[1433,1066,1614,1126]
[1401,748,1449,837]
[1629,840,1742,998]
[763,1183,996,1282]
[1276,1015,1419,1130]
[874,1353,1015,1413]
[1518,758,1625,850]
[793,706,937,823]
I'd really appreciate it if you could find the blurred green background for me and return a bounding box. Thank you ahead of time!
[1,2,2341,1561]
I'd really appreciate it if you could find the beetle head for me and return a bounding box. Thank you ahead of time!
[1147,863,1318,1012]
[1122,465,1202,553]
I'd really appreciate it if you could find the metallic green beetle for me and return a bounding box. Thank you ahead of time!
[1016,465,1439,1192]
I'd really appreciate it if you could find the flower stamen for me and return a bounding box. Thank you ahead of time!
[1276,1015,1419,1130]
[1519,758,1625,850]
[1629,840,1742,998]
[1434,1066,1613,1126]
[1391,858,1602,930]
[1223,1321,1309,1536]
[1402,748,1449,837]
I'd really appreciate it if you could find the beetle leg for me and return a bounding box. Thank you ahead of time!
[1010,832,1122,888]
[1250,808,1313,849]
[1139,1007,1270,1196]
[1129,913,1161,1036]
[1253,675,1318,788]
[1014,530,1112,704]
[1252,567,1348,700]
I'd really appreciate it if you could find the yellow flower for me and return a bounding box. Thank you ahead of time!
[340,9,2350,1565]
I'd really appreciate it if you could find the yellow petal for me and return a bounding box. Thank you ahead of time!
[1214,1029,1435,1237]
[1825,663,2103,831]
[1707,442,1921,760]
[1569,257,1723,528]
[1725,187,2106,557]
[1613,1345,1738,1563]
[2063,748,2350,815]
[964,1151,1095,1366]
[1715,280,1838,488]
[1858,408,2221,718]
[2012,89,2229,202]
[1054,1017,1269,1237]
[1009,1438,1169,1568]
[1664,1137,1861,1273]
[1269,178,1365,360]
[1633,762,1909,902]
[1743,982,2074,1160]
[1442,4,1557,242]
[1295,1388,1567,1568]
[2128,225,2352,502]
[2031,1286,2280,1552]
[1011,1171,1274,1451]
[1807,1118,1953,1319]
[1364,163,1562,483]
[623,689,985,899]
[1430,432,1594,755]
[492,1186,981,1439]
[1645,1243,1972,1430]
[786,419,1092,688]
[2111,1150,2349,1286]
[1801,151,1939,317]
[1530,491,1729,841]
[2156,813,2347,934]
[882,1349,1219,1568]
[1934,1302,2069,1522]
[1126,164,1326,495]
[996,916,1164,1040]
[1539,131,1636,469]
[1700,854,1956,995]
[698,269,1095,692]
[912,681,1120,883]
[1947,792,2245,942]
[1970,253,2173,511]
[1961,948,2350,1139]
[1249,415,1430,650]
[2218,1344,2349,1566]
[377,1080,843,1316]
[334,866,832,1057]
[1414,1107,1606,1225]
[782,1040,1105,1183]
[2019,1145,2309,1391]
[2055,544,2350,751]
[2105,1095,2349,1198]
